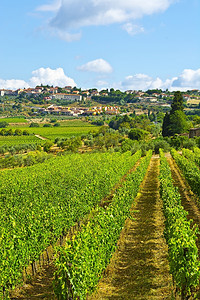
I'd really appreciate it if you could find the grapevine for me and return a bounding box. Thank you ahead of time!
[0,151,141,295]
[159,149,200,299]
[54,150,152,299]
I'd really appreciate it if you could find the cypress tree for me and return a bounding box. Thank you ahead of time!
[171,91,184,112]
[162,91,188,137]
[162,112,170,137]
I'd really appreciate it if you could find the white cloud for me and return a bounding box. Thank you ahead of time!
[49,0,174,28]
[39,23,82,42]
[37,0,175,40]
[122,23,145,36]
[96,80,109,87]
[172,68,200,90]
[36,0,62,12]
[120,69,200,91]
[0,79,29,90]
[0,67,76,90]
[53,29,81,42]
[29,67,76,87]
[120,74,176,91]
[1,67,200,92]
[77,59,113,73]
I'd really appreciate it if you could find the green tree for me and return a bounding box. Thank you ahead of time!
[171,91,184,112]
[0,121,9,128]
[43,141,53,152]
[128,128,150,141]
[162,91,188,137]
[162,112,170,137]
[168,111,189,136]
[14,129,22,136]
[29,122,39,127]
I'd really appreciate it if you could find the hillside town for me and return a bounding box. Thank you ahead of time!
[0,85,200,102]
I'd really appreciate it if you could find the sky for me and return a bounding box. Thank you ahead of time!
[0,0,199,91]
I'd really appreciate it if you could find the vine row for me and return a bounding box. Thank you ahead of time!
[0,151,141,296]
[54,150,152,299]
[159,149,200,299]
[171,148,200,198]
[182,147,200,168]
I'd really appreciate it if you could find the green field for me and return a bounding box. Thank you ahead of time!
[59,119,96,127]
[25,126,98,140]
[0,151,139,294]
[0,135,43,147]
[8,123,98,141]
[0,120,99,146]
[0,117,27,123]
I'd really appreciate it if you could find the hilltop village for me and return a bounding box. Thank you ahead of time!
[0,85,200,117]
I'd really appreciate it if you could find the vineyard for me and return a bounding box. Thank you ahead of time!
[6,125,99,143]
[0,147,200,299]
[0,135,44,147]
[0,120,99,147]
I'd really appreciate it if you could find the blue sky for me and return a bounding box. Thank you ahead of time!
[0,0,199,91]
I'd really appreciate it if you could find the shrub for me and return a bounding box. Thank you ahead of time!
[29,122,39,127]
[0,121,9,128]
[128,128,150,141]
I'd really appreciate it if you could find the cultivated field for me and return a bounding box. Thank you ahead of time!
[1,148,200,299]
[0,119,98,146]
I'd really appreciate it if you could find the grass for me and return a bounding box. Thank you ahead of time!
[0,117,27,123]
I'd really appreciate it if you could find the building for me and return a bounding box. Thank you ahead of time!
[51,93,82,101]
[189,128,200,138]
[0,90,5,96]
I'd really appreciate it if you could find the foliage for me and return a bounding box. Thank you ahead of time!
[91,120,104,126]
[0,121,9,128]
[43,140,53,152]
[0,142,43,155]
[109,114,151,133]
[0,151,141,293]
[0,135,43,147]
[162,92,188,137]
[153,138,170,154]
[57,137,82,152]
[121,139,139,153]
[0,151,52,169]
[159,149,200,298]
[0,128,30,136]
[171,91,184,112]
[54,122,60,127]
[29,122,40,127]
[171,148,200,198]
[168,111,189,135]
[128,128,150,141]
[169,135,189,150]
[54,150,152,299]
[182,147,200,168]
[43,123,52,127]
[10,125,99,141]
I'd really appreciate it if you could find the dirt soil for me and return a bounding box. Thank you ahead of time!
[89,156,173,300]
[10,263,56,300]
